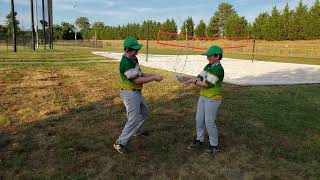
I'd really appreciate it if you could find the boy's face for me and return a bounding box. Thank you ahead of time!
[126,49,139,58]
[207,55,220,64]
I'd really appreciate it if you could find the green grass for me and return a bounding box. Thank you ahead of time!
[1,43,320,65]
[0,45,108,62]
[0,52,319,179]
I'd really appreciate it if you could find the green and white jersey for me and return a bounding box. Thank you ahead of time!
[119,55,143,90]
[197,63,224,100]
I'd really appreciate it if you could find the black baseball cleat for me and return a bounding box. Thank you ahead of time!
[205,145,220,154]
[187,140,204,150]
[113,143,129,154]
[133,131,150,137]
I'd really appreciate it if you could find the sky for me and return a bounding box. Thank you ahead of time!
[0,0,316,30]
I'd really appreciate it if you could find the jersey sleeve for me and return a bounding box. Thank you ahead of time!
[205,66,223,87]
[120,60,141,81]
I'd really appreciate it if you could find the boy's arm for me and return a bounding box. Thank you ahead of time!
[133,76,158,84]
[184,77,208,88]
[133,70,163,84]
[184,71,220,88]
[184,77,207,87]
[123,64,161,84]
[195,79,209,88]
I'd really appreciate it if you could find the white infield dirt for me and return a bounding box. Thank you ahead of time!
[93,52,320,86]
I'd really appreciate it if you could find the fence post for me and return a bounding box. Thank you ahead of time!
[6,35,9,52]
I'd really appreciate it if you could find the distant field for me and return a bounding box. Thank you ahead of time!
[101,39,320,56]
[0,45,108,62]
[98,39,320,65]
[1,39,320,65]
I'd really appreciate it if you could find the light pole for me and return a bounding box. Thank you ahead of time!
[47,0,51,49]
[30,0,36,51]
[73,0,79,41]
[35,0,39,48]
[11,0,17,52]
[42,0,46,50]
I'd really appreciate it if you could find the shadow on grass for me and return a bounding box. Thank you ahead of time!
[0,71,319,179]
[0,88,236,178]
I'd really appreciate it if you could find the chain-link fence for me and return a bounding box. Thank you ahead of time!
[97,40,320,58]
[226,41,320,58]
[0,0,53,52]
[54,40,105,48]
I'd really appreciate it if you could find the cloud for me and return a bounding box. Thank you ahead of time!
[2,0,317,29]
[130,7,153,13]
[104,1,116,7]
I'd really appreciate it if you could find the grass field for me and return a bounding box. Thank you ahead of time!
[1,40,320,65]
[99,40,320,65]
[0,46,108,62]
[0,47,319,179]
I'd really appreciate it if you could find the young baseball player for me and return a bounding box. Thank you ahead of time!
[114,37,163,154]
[184,46,224,154]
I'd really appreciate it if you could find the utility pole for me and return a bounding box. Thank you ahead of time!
[73,1,78,41]
[47,0,51,49]
[42,0,46,50]
[47,0,53,49]
[11,0,17,52]
[49,0,53,49]
[252,37,256,63]
[35,0,39,48]
[146,23,149,62]
[30,0,36,51]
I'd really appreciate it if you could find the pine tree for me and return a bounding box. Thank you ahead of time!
[308,0,320,39]
[170,19,178,34]
[280,3,292,40]
[224,14,248,36]
[253,12,271,40]
[246,23,253,36]
[139,21,148,40]
[194,20,206,37]
[91,21,105,40]
[270,6,281,40]
[206,16,219,37]
[161,19,172,40]
[180,17,194,37]
[291,0,309,40]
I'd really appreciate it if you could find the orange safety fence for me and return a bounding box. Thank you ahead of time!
[157,31,252,50]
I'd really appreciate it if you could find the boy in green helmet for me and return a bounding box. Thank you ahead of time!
[184,46,224,155]
[114,37,163,154]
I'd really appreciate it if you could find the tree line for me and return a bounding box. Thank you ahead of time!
[1,0,319,41]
